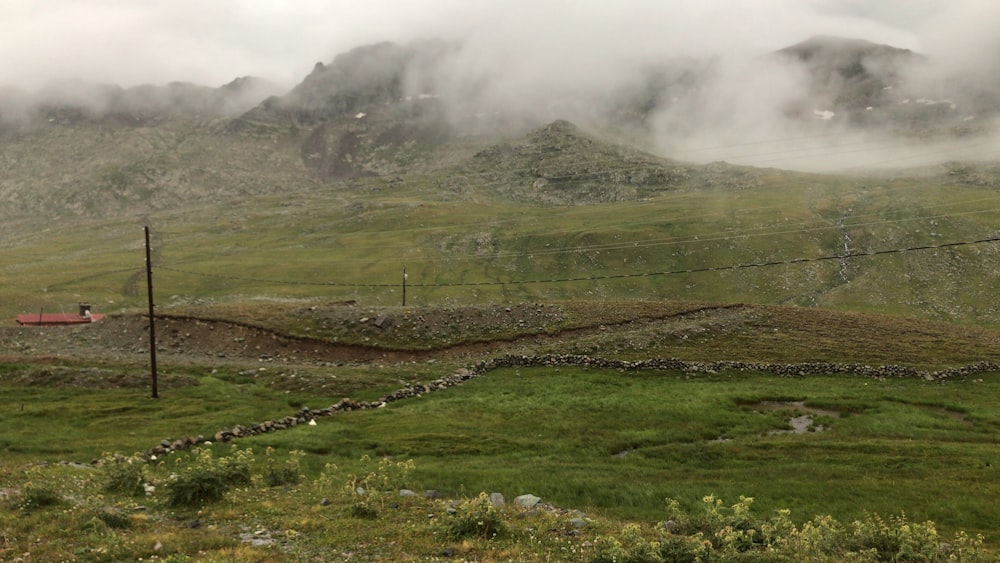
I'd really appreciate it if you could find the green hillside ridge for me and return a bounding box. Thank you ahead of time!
[2,113,1000,327]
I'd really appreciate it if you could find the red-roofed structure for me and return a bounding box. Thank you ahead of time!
[15,304,104,326]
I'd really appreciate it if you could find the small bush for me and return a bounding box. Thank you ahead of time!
[164,446,256,507]
[96,509,132,530]
[100,452,147,497]
[591,523,662,563]
[845,512,942,562]
[442,492,507,540]
[218,446,254,487]
[166,469,227,507]
[263,447,304,487]
[19,484,62,510]
[341,455,415,519]
[589,496,989,563]
[351,502,380,519]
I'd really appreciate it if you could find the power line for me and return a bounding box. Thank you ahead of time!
[151,187,1000,266]
[156,265,399,288]
[185,204,998,266]
[154,234,1000,289]
[413,235,1000,287]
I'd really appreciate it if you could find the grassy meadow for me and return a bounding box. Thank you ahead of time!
[3,147,1000,559]
[2,165,1000,326]
[1,361,998,560]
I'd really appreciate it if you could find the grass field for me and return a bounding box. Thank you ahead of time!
[1,355,998,560]
[2,165,1000,328]
[3,133,1000,559]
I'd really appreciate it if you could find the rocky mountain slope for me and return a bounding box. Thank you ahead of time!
[2,35,999,331]
[2,34,995,225]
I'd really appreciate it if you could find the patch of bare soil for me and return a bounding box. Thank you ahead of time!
[0,315,414,368]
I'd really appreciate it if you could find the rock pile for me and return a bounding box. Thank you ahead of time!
[466,354,1000,381]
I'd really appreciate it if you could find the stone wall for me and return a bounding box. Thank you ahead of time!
[143,355,1000,459]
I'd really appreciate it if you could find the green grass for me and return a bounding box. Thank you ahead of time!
[4,122,1000,559]
[305,367,1000,535]
[0,370,340,462]
[3,166,1000,329]
[2,364,997,559]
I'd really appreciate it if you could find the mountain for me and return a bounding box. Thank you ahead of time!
[1,36,1000,330]
[776,35,921,109]
[772,35,991,134]
[2,34,994,217]
[0,37,1000,225]
[0,76,284,132]
[0,33,995,224]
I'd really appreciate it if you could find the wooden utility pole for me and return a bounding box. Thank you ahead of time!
[144,226,159,399]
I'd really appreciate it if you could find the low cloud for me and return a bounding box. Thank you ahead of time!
[2,0,997,169]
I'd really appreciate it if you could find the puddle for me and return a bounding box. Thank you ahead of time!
[773,415,824,434]
[752,401,840,435]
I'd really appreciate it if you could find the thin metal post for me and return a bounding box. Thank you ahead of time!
[402,267,407,307]
[144,226,159,399]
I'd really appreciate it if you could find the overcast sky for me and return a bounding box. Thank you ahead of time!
[1,0,988,91]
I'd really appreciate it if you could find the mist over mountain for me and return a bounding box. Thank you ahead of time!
[0,76,284,132]
[243,34,999,171]
[0,34,998,224]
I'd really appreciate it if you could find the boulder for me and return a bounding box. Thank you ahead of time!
[514,494,541,508]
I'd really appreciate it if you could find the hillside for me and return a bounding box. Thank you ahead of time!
[775,35,991,134]
[3,30,1000,563]
[4,301,998,371]
[2,298,999,560]
[1,36,999,331]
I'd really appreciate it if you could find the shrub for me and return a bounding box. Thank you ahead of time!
[441,492,507,540]
[341,455,415,519]
[95,509,132,530]
[100,452,148,497]
[591,523,662,563]
[664,495,772,553]
[18,484,62,510]
[164,446,256,507]
[845,512,942,562]
[263,447,304,487]
[589,496,989,563]
[218,446,254,487]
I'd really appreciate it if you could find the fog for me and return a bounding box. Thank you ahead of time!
[2,0,998,170]
[0,1,928,89]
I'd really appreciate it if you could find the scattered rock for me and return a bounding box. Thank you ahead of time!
[515,494,541,508]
